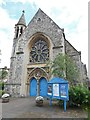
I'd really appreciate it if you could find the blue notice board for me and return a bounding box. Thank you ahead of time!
[47,77,69,111]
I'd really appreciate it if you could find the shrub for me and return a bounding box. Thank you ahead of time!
[69,85,90,109]
[0,90,5,97]
[0,81,4,90]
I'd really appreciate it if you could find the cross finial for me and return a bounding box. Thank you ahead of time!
[22,10,25,14]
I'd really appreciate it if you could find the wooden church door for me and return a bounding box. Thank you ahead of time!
[30,78,37,96]
[40,77,47,97]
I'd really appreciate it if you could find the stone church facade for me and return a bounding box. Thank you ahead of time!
[8,9,87,97]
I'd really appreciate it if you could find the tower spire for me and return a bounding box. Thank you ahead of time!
[14,10,26,39]
[17,10,26,27]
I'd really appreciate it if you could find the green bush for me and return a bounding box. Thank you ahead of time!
[0,81,4,90]
[69,85,90,109]
[0,90,5,97]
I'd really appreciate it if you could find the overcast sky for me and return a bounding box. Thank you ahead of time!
[0,0,88,74]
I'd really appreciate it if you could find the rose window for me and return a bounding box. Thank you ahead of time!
[29,39,49,63]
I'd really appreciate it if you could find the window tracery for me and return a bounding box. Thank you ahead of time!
[29,38,49,63]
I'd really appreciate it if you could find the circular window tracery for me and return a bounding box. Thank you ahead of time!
[29,38,49,63]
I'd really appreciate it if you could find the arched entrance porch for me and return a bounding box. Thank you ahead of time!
[30,77,47,97]
[27,67,48,97]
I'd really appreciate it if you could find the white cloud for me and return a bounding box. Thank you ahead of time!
[0,6,17,68]
[0,0,6,5]
[0,8,15,29]
[0,31,12,67]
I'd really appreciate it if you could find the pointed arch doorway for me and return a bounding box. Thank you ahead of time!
[30,77,48,97]
[28,67,48,97]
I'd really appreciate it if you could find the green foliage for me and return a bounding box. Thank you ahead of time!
[65,55,79,84]
[50,53,79,84]
[69,85,90,110]
[0,81,4,90]
[52,53,66,78]
[0,68,8,79]
[0,90,5,97]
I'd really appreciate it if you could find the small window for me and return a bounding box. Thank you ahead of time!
[16,27,19,38]
[37,18,41,21]
[20,27,23,34]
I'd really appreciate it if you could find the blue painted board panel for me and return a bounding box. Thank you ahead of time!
[30,78,37,96]
[40,78,47,97]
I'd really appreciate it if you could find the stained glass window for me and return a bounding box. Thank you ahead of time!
[30,38,49,63]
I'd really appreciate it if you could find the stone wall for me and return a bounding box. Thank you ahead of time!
[65,40,87,83]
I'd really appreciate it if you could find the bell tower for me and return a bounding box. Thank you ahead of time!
[8,10,26,96]
[14,10,26,39]
[11,10,26,57]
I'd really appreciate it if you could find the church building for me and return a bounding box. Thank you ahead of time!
[8,9,87,97]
